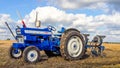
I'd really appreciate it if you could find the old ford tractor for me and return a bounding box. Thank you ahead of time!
[6,13,105,63]
[8,19,86,63]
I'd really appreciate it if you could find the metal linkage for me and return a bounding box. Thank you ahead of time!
[91,45,105,57]
[85,35,106,57]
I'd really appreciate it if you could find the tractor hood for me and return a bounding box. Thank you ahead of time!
[19,27,52,36]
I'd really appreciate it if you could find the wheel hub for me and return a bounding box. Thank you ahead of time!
[12,49,22,58]
[67,36,83,57]
[73,44,77,50]
[30,53,34,57]
[27,50,38,62]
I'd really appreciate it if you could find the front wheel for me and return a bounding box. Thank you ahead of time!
[23,46,40,63]
[9,46,22,59]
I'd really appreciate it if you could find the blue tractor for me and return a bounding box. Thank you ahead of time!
[9,24,105,63]
[8,21,86,63]
[6,13,105,63]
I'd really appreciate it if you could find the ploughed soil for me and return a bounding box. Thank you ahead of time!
[0,40,120,68]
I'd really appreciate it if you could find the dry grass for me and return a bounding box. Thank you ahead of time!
[0,40,120,68]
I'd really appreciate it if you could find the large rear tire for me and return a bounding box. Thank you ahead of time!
[60,29,85,60]
[23,46,40,63]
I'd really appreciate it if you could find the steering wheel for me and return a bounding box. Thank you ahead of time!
[47,25,56,31]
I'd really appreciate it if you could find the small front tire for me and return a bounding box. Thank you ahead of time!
[9,46,22,59]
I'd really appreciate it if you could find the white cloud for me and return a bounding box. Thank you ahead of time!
[0,6,120,42]
[43,0,120,12]
[58,0,106,9]
[24,6,76,28]
[0,14,16,40]
[23,6,120,42]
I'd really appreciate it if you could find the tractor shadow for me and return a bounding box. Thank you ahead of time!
[82,54,90,59]
[40,55,48,62]
[40,54,90,62]
[40,55,61,62]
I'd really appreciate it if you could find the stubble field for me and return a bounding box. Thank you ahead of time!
[0,40,120,68]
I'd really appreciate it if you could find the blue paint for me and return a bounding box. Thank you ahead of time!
[12,25,105,56]
[12,26,65,55]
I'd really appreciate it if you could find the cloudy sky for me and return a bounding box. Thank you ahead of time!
[0,0,120,42]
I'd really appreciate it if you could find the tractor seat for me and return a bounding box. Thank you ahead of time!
[58,27,65,33]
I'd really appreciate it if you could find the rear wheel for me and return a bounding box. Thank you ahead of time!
[9,46,22,59]
[60,29,85,60]
[23,46,40,63]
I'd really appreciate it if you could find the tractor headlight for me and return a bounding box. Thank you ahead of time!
[16,29,21,35]
[17,35,24,43]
